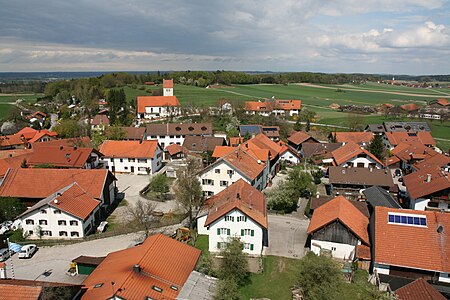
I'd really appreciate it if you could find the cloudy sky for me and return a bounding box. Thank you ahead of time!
[1,0,449,74]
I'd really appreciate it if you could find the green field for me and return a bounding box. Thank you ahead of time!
[0,104,13,120]
[0,93,43,104]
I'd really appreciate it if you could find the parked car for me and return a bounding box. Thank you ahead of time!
[18,244,37,259]
[0,248,10,261]
[97,221,108,233]
[395,169,402,177]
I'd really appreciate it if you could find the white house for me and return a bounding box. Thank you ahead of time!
[99,140,163,175]
[307,195,370,260]
[137,96,181,119]
[383,131,436,150]
[163,79,174,96]
[272,99,302,116]
[18,183,101,239]
[91,114,109,132]
[279,142,301,164]
[197,179,268,255]
[199,148,267,197]
[331,142,384,169]
[145,123,213,149]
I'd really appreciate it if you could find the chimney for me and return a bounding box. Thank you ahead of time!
[60,145,63,150]
[73,146,77,150]
[133,264,141,273]
[426,174,432,183]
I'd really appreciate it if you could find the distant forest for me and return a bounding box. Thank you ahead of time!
[0,71,449,94]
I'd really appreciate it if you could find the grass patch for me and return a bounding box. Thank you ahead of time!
[117,199,129,207]
[0,103,13,121]
[194,234,209,253]
[239,256,302,300]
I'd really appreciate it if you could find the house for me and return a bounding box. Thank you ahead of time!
[362,186,401,216]
[0,279,81,300]
[137,96,181,119]
[145,123,212,149]
[0,128,57,150]
[307,195,370,260]
[330,142,384,169]
[302,142,343,160]
[90,114,109,132]
[383,121,430,132]
[272,99,302,116]
[403,166,450,212]
[331,132,374,146]
[31,136,92,149]
[383,131,436,150]
[244,101,274,116]
[18,183,101,239]
[197,179,268,255]
[0,168,116,210]
[399,103,420,114]
[26,146,102,169]
[242,133,283,177]
[118,126,146,141]
[199,148,267,197]
[229,137,244,147]
[81,234,201,300]
[327,166,396,198]
[372,207,450,285]
[309,195,369,218]
[278,141,301,165]
[395,278,446,300]
[365,124,385,134]
[239,125,280,141]
[182,136,226,154]
[163,78,174,96]
[99,140,163,175]
[165,144,189,161]
[413,152,450,171]
[388,142,439,171]
[287,131,319,154]
[0,152,32,177]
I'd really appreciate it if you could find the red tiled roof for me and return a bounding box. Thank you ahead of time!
[27,131,57,144]
[334,132,373,144]
[99,140,159,158]
[0,153,31,177]
[15,127,39,140]
[204,179,267,228]
[0,284,42,300]
[391,142,438,162]
[288,131,318,145]
[118,127,146,140]
[385,155,400,166]
[32,137,92,149]
[221,148,266,180]
[0,168,112,199]
[275,99,302,110]
[278,141,301,158]
[374,207,450,273]
[163,79,174,88]
[331,142,383,166]
[400,103,420,111]
[212,146,236,158]
[91,114,109,126]
[244,133,282,159]
[244,101,274,112]
[229,137,243,147]
[0,149,32,160]
[27,146,96,168]
[0,133,27,148]
[414,153,450,170]
[82,234,200,300]
[137,96,180,113]
[166,144,189,156]
[15,128,57,142]
[385,132,436,146]
[356,244,371,260]
[396,278,446,300]
[403,167,450,199]
[307,195,370,245]
[436,98,449,106]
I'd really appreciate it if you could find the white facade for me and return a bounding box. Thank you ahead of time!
[245,110,272,117]
[199,209,265,255]
[199,160,265,197]
[20,204,98,239]
[280,150,300,164]
[272,109,299,116]
[163,87,173,96]
[374,263,450,284]
[310,239,359,260]
[410,197,450,212]
[102,147,163,175]
[141,106,181,120]
[338,155,382,169]
[146,134,185,149]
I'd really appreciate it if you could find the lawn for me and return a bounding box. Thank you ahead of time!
[0,93,43,104]
[239,256,302,300]
[0,103,13,120]
[194,234,209,253]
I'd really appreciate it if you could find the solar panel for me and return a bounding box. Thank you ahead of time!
[388,213,427,227]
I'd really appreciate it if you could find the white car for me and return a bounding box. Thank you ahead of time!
[18,244,38,259]
[97,221,108,233]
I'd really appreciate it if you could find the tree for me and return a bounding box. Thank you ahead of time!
[219,237,249,283]
[105,126,127,140]
[368,134,385,160]
[297,252,343,299]
[127,200,157,238]
[20,159,28,168]
[148,174,170,200]
[305,118,311,132]
[287,167,316,198]
[173,158,203,230]
[54,119,87,138]
[266,180,298,213]
[348,113,365,131]
[214,278,240,300]
[0,198,26,223]
[195,251,215,277]
[293,118,302,131]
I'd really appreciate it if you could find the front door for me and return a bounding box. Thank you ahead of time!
[131,166,135,173]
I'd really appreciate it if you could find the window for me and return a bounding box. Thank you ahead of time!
[188,126,194,131]
[220,180,228,187]
[71,231,79,237]
[42,230,52,236]
[169,135,174,138]
[119,158,123,163]
[202,179,214,186]
[110,158,113,162]
[151,135,157,139]
[40,209,47,214]
[217,228,230,235]
[28,230,33,235]
[53,209,61,214]
[225,215,234,222]
[237,216,247,222]
[26,219,34,225]
[331,247,336,251]
[128,158,135,162]
[124,166,128,170]
[70,220,78,226]
[227,170,234,176]
[388,213,427,227]
[152,286,163,293]
[175,127,181,131]
[243,243,254,251]
[58,220,67,226]
[39,220,47,225]
[138,159,147,163]
[94,283,103,288]
[59,231,68,237]
[215,169,220,174]
[241,229,254,236]
[217,242,228,250]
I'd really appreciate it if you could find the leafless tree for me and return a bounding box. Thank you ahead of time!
[127,200,158,238]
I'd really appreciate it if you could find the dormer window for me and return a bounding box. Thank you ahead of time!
[188,126,194,131]
[175,126,181,131]
[201,126,207,131]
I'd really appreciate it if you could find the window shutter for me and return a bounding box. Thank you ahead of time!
[217,228,220,235]
[227,229,230,235]
[250,244,254,251]
[217,242,220,249]
[251,229,254,236]
[241,229,244,236]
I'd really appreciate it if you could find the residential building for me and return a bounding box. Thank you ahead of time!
[99,140,163,175]
[145,123,212,149]
[81,234,201,300]
[330,142,384,169]
[383,121,430,132]
[331,132,374,146]
[18,183,101,239]
[279,141,301,165]
[90,114,109,132]
[30,137,92,149]
[118,126,146,141]
[362,186,401,216]
[387,142,439,171]
[244,101,273,116]
[182,136,226,154]
[309,195,369,218]
[272,99,302,116]
[307,195,370,260]
[395,278,446,300]
[137,96,181,119]
[197,179,268,255]
[383,131,436,150]
[302,142,342,160]
[0,128,57,150]
[287,131,319,154]
[0,279,81,300]
[242,133,282,177]
[163,78,174,96]
[239,125,280,141]
[372,207,450,285]
[26,146,102,169]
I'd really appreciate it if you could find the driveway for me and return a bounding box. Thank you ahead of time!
[113,174,179,223]
[265,214,310,259]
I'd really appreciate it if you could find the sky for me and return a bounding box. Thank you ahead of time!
[0,0,449,74]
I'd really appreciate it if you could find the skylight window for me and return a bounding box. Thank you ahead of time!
[407,133,417,137]
[388,213,427,227]
[152,286,163,293]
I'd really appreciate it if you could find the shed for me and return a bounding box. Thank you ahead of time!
[72,255,105,275]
